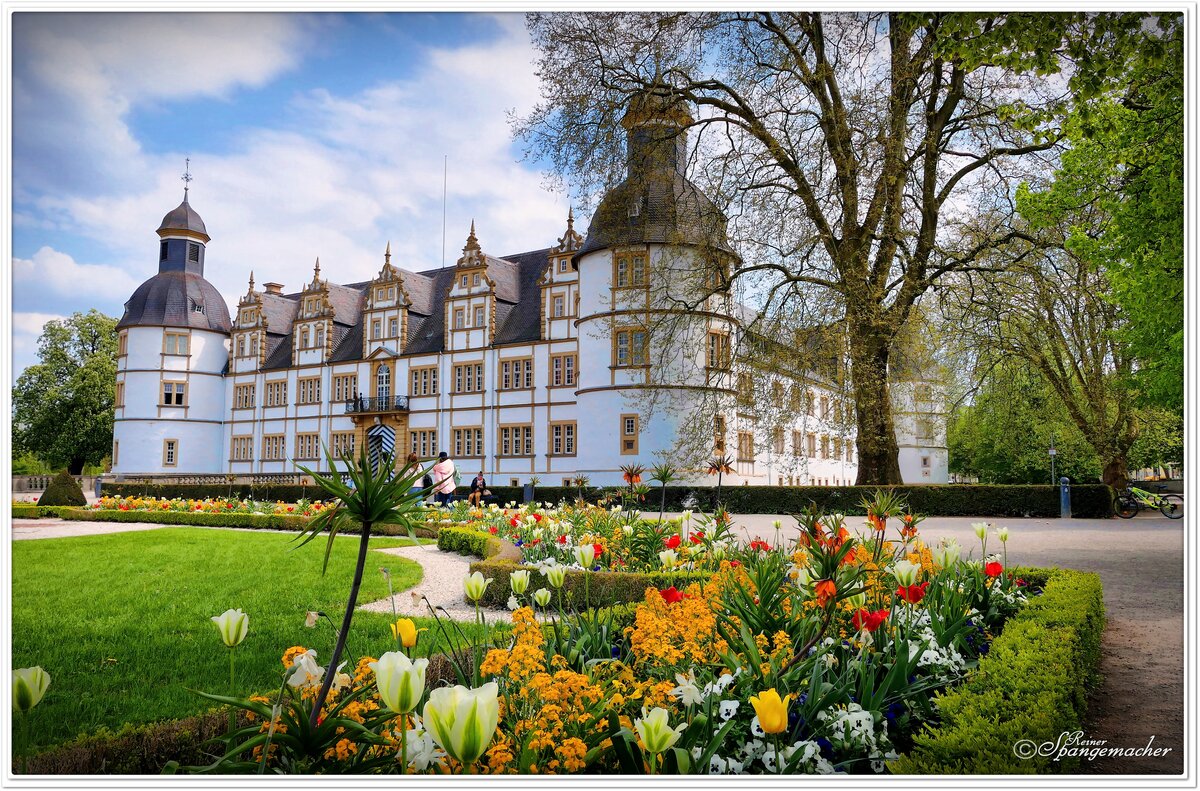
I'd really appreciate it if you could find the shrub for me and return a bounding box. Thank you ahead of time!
[99,482,1114,517]
[56,508,437,538]
[438,526,707,609]
[12,505,79,519]
[891,568,1105,774]
[12,505,41,519]
[37,471,87,507]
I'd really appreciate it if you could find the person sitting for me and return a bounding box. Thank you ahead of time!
[467,471,488,506]
[430,451,457,508]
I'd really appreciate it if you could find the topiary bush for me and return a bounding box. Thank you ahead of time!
[891,568,1105,774]
[37,471,87,507]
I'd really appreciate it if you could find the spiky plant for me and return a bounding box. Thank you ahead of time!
[648,462,680,523]
[295,443,430,727]
[706,455,735,509]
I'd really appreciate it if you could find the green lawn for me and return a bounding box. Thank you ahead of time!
[11,528,466,749]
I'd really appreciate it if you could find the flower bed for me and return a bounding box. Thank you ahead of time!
[89,495,330,517]
[159,496,1111,774]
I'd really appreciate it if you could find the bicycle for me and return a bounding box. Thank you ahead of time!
[1115,484,1184,519]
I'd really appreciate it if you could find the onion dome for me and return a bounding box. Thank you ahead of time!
[156,195,210,242]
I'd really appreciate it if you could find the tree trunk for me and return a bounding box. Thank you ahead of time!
[850,338,904,486]
[1102,456,1129,490]
[68,458,85,475]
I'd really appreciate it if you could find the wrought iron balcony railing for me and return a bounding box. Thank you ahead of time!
[344,395,410,414]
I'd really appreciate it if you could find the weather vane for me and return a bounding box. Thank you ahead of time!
[182,157,193,197]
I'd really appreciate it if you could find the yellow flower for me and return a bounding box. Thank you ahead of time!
[391,617,420,648]
[749,688,793,734]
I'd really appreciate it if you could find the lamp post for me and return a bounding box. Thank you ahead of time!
[1049,434,1058,485]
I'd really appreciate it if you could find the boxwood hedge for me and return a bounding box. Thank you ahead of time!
[101,482,1114,518]
[43,507,437,539]
[438,526,708,610]
[892,567,1105,774]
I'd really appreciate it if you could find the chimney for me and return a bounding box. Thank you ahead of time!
[263,282,284,295]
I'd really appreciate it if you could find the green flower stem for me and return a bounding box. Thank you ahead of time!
[19,712,30,774]
[228,648,237,735]
[400,719,408,774]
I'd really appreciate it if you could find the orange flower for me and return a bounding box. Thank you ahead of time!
[814,579,837,608]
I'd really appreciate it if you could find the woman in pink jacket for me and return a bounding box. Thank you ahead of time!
[430,451,457,507]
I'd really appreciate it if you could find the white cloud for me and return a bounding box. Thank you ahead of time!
[15,13,572,312]
[11,312,68,338]
[13,247,141,303]
[13,13,324,195]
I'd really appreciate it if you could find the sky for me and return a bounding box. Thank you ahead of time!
[10,11,574,380]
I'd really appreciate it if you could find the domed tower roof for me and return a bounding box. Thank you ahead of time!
[119,189,230,332]
[573,86,738,263]
[157,195,210,242]
[117,270,231,333]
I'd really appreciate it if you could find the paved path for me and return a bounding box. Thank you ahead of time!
[359,544,517,624]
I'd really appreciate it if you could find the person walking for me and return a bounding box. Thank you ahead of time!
[467,470,488,507]
[431,451,457,508]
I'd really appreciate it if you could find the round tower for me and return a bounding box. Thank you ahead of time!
[111,191,231,475]
[571,87,740,484]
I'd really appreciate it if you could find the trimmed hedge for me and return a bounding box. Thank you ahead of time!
[37,471,87,507]
[891,567,1105,774]
[98,482,1114,518]
[53,508,437,539]
[11,505,76,519]
[101,482,328,503]
[438,526,708,610]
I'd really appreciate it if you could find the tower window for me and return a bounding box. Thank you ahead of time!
[160,241,169,262]
[187,243,200,263]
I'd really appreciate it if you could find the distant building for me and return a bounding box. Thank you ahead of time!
[112,91,946,486]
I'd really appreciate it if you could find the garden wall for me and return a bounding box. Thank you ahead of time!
[100,482,1115,518]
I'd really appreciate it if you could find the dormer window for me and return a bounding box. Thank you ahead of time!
[473,306,485,327]
[387,286,395,300]
[628,197,643,217]
[472,273,480,287]
[190,299,206,314]
[389,317,399,337]
[460,274,468,288]
[188,243,200,263]
[558,259,569,273]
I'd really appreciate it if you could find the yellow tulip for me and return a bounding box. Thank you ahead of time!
[391,618,419,648]
[749,688,792,735]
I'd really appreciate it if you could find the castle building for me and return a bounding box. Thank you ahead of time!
[112,92,949,487]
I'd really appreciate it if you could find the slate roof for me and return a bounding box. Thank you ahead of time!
[118,271,232,333]
[157,197,209,240]
[257,247,554,370]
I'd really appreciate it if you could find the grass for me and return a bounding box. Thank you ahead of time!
[11,527,486,749]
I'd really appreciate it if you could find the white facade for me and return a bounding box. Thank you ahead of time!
[113,96,947,487]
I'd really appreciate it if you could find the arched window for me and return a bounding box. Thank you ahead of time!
[376,364,391,400]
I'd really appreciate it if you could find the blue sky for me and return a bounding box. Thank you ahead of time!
[11,12,574,379]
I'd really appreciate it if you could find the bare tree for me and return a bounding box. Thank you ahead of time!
[515,12,1117,483]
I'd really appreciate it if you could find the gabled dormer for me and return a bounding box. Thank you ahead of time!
[540,208,583,340]
[444,222,496,351]
[232,272,267,371]
[363,243,410,357]
[293,259,334,364]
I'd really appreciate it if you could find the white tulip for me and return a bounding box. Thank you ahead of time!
[370,651,428,714]
[463,572,492,602]
[509,569,530,595]
[893,559,922,587]
[422,683,500,767]
[659,549,678,568]
[211,608,249,648]
[13,667,50,712]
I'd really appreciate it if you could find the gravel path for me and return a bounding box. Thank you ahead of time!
[12,521,165,540]
[359,544,516,624]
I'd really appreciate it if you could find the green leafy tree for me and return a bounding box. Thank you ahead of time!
[516,12,1148,484]
[12,310,118,474]
[948,362,1101,484]
[1018,15,1182,411]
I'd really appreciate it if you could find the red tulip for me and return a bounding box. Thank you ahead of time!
[690,532,704,544]
[852,608,890,633]
[593,543,604,558]
[985,562,1003,578]
[533,513,543,522]
[509,516,520,527]
[896,581,930,605]
[664,535,682,550]
[730,560,741,568]
[557,535,568,545]
[659,586,683,604]
[488,526,498,535]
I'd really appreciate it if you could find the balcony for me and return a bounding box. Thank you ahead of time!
[344,395,410,415]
